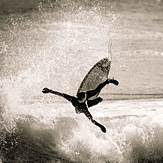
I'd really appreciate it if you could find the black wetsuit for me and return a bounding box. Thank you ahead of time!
[42,79,119,133]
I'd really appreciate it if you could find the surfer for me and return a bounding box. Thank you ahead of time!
[42,78,119,133]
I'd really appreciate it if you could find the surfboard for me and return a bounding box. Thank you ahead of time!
[77,57,111,99]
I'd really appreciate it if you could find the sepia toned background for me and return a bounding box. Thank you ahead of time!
[0,0,163,162]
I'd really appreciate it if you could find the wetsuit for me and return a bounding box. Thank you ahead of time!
[42,78,119,133]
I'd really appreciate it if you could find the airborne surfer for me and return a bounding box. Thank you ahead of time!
[42,56,119,133]
[42,78,118,133]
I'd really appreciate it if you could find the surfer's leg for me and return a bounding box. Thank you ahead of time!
[91,119,106,133]
[87,97,103,108]
[42,88,75,102]
[84,109,106,133]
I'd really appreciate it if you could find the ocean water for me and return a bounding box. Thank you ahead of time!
[0,0,163,162]
[1,99,163,163]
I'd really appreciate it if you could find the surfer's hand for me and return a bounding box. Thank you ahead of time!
[100,125,106,133]
[42,88,50,93]
[109,78,119,86]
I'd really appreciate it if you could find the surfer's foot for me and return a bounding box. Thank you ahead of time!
[91,119,107,133]
[100,125,106,133]
[108,78,119,86]
[42,88,50,93]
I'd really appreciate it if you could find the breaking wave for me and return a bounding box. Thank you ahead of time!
[0,91,163,163]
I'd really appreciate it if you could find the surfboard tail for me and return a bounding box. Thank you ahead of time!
[108,40,112,62]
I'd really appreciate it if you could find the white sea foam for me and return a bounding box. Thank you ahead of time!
[1,83,163,162]
[1,1,163,162]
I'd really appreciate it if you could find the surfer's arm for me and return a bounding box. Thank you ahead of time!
[108,78,119,86]
[85,80,109,99]
[85,80,108,98]
[85,78,118,99]
[42,88,75,102]
[42,88,62,95]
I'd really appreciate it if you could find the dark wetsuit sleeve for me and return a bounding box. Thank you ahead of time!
[48,90,75,102]
[86,80,108,99]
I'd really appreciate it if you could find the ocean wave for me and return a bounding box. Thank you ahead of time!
[0,101,163,162]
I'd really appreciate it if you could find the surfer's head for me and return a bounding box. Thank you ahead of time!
[77,92,86,103]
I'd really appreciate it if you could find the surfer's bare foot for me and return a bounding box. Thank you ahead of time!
[108,78,119,86]
[42,88,50,93]
[100,125,106,133]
